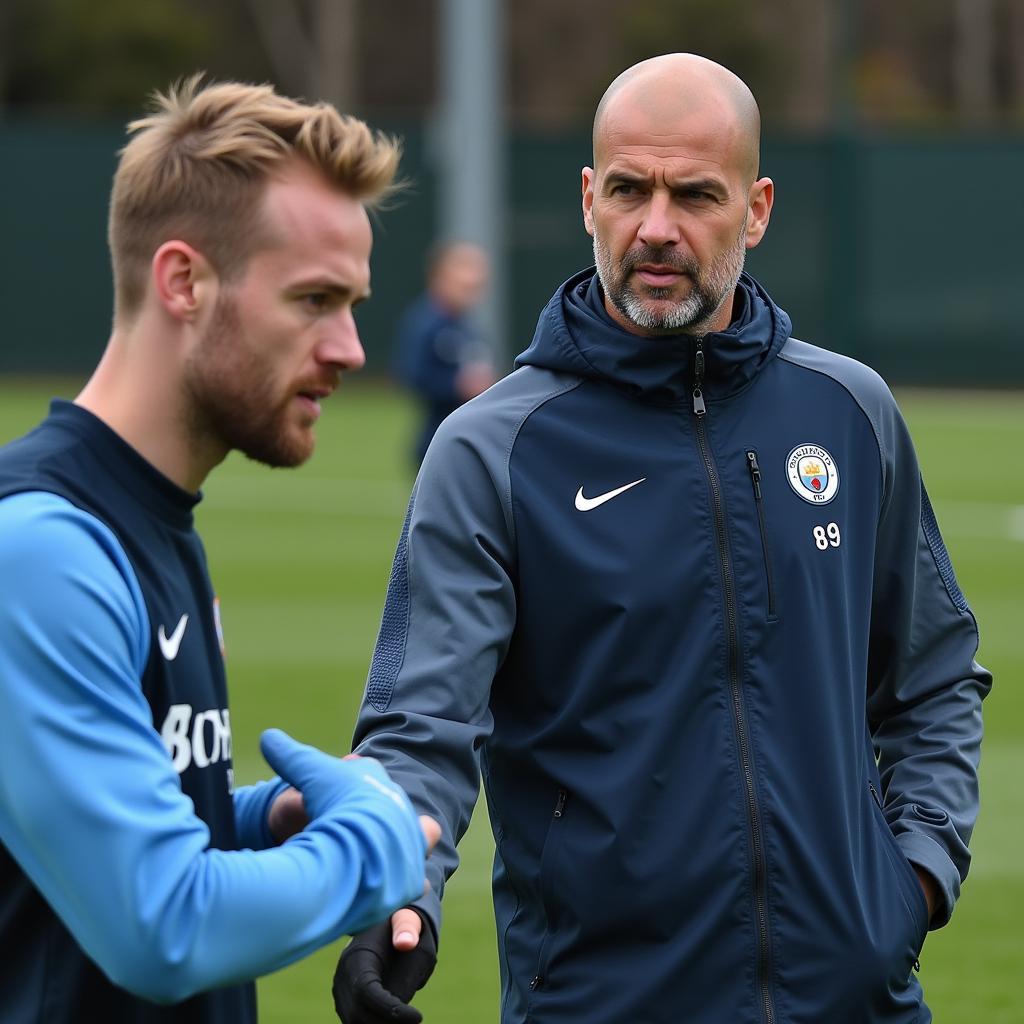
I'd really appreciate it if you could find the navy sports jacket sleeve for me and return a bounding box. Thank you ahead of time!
[350,371,571,932]
[0,492,427,1003]
[864,401,992,927]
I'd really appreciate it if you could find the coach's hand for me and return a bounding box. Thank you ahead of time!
[333,908,437,1023]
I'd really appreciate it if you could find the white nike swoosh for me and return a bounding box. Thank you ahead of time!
[158,614,189,661]
[574,478,647,511]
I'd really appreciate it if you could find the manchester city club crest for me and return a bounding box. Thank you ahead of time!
[786,444,840,504]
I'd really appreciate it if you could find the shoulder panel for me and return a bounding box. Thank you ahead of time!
[365,366,581,715]
[425,366,583,545]
[778,338,903,506]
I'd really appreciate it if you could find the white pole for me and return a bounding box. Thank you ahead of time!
[440,0,507,363]
[955,0,996,127]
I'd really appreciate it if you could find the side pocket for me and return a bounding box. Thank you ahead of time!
[529,788,568,997]
[868,782,929,950]
[746,450,778,621]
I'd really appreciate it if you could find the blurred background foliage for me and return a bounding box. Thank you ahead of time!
[0,0,1021,383]
[3,0,1023,128]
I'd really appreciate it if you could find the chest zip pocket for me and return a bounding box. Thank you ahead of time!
[746,451,778,621]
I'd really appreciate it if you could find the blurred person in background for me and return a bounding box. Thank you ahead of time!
[333,54,989,1024]
[394,240,495,465]
[0,76,439,1023]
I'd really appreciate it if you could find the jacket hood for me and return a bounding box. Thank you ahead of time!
[514,267,792,403]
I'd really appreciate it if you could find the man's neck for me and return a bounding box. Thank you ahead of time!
[75,332,222,494]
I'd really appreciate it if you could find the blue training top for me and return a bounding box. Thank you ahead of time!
[0,401,425,1022]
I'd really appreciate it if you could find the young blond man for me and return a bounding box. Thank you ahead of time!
[0,77,437,1023]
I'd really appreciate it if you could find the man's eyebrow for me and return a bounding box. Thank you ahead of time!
[670,176,730,197]
[603,170,649,188]
[602,170,730,197]
[288,278,371,302]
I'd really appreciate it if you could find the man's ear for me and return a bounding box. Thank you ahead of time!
[745,178,774,250]
[582,167,596,237]
[151,241,216,322]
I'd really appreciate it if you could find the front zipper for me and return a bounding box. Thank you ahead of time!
[746,451,778,619]
[693,342,776,1024]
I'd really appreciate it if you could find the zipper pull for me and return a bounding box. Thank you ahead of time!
[868,781,881,808]
[692,340,706,416]
[746,451,762,499]
[554,789,567,819]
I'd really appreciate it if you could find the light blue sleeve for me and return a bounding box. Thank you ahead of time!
[0,492,425,1004]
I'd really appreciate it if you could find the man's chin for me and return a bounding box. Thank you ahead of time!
[239,429,315,469]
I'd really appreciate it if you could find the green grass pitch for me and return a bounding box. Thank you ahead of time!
[0,379,1020,1023]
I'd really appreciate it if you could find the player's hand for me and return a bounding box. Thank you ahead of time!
[913,865,939,922]
[267,786,307,843]
[332,908,437,1023]
[260,730,439,926]
[266,785,439,857]
[261,729,414,827]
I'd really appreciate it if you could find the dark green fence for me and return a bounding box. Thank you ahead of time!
[2,118,1021,386]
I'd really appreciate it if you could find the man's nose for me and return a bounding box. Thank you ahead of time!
[637,192,682,248]
[318,311,366,371]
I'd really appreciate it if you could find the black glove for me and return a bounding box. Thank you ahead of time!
[333,909,437,1023]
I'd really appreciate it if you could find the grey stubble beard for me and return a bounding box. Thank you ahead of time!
[592,221,748,336]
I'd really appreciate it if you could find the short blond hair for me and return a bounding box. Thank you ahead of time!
[109,74,401,318]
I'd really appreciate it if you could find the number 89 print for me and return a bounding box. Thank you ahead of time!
[812,522,841,550]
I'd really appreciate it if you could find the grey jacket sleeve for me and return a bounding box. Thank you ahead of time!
[866,392,992,929]
[351,393,520,937]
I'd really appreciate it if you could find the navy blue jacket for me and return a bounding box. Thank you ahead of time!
[354,269,991,1023]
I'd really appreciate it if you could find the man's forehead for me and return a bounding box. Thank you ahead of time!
[245,181,371,288]
[252,191,370,286]
[594,70,755,179]
[263,172,368,238]
[601,149,728,182]
[597,119,741,179]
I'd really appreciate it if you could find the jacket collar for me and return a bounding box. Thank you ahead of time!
[515,267,792,404]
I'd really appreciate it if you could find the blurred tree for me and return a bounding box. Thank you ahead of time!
[860,0,952,125]
[2,0,1020,132]
[859,0,1017,129]
[955,0,996,125]
[784,0,832,130]
[612,0,791,121]
[359,0,437,115]
[4,0,221,110]
[243,0,358,111]
[0,1,13,111]
[1001,0,1024,123]
[505,0,828,132]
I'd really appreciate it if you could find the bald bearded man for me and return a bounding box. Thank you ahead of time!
[332,54,989,1024]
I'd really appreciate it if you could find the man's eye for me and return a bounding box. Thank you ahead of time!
[304,293,329,311]
[611,183,636,196]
